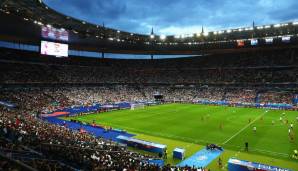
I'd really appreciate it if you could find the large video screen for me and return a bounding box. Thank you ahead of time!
[40,41,68,57]
[42,26,69,41]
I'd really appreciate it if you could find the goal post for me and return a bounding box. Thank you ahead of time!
[130,103,145,110]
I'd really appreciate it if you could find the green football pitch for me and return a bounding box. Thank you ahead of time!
[62,103,298,170]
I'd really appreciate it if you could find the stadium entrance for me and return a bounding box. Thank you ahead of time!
[154,93,164,103]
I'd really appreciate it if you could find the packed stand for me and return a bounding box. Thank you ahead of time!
[0,47,298,170]
[0,48,297,85]
[0,87,217,170]
[258,91,294,104]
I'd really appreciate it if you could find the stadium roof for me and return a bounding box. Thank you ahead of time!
[43,0,298,36]
[0,0,298,55]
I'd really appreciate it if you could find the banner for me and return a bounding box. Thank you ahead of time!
[228,158,292,171]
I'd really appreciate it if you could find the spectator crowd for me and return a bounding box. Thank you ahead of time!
[0,48,297,170]
[0,47,297,85]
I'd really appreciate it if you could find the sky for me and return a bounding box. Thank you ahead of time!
[43,0,298,35]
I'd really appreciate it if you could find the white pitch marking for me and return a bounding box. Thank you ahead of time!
[222,111,267,145]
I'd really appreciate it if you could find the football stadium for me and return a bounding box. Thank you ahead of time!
[0,0,298,170]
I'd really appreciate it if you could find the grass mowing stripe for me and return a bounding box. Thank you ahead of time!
[223,144,289,158]
[63,103,298,169]
[87,121,215,144]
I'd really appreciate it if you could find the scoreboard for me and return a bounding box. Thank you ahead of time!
[40,41,68,57]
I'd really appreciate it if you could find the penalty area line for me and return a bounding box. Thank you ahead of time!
[222,111,267,145]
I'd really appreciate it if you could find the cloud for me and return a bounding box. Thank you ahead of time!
[44,0,298,35]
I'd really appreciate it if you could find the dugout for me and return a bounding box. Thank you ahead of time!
[116,135,167,155]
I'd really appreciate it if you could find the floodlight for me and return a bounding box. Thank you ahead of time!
[174,35,180,39]
[160,35,166,40]
[264,25,271,29]
[257,26,263,29]
[150,34,155,39]
[244,27,253,31]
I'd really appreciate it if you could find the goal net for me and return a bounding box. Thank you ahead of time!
[130,103,145,110]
